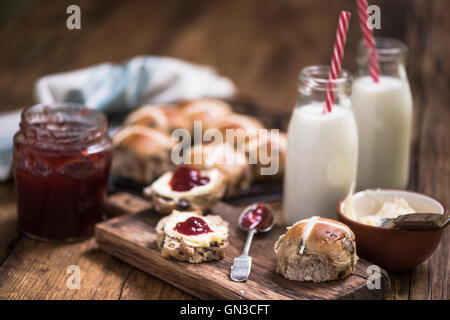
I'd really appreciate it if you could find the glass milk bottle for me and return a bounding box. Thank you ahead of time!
[282,66,358,225]
[352,38,413,190]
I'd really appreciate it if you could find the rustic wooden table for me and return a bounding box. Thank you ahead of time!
[0,0,448,300]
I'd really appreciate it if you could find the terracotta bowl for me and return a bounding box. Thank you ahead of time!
[337,189,447,272]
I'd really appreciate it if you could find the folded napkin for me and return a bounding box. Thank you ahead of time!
[0,55,236,181]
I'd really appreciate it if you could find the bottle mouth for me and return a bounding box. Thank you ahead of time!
[358,37,408,63]
[21,103,108,146]
[298,65,353,93]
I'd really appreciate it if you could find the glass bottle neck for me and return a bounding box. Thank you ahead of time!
[356,37,409,80]
[297,65,353,110]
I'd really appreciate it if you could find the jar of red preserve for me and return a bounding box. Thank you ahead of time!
[13,104,112,241]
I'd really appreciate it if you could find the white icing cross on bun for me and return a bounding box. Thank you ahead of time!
[287,216,353,254]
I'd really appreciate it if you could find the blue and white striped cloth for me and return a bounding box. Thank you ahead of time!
[0,55,236,181]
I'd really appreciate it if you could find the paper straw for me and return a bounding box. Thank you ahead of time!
[357,0,380,83]
[325,11,351,113]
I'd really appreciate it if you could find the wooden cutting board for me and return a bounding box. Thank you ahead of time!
[96,193,390,300]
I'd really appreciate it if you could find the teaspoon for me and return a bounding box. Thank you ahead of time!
[230,203,274,282]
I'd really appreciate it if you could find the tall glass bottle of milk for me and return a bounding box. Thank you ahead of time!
[352,38,413,190]
[282,66,358,225]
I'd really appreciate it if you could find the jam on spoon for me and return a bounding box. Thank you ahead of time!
[231,202,275,282]
[169,164,210,192]
[239,202,274,231]
[174,216,213,235]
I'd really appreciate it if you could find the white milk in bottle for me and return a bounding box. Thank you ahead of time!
[352,38,413,190]
[283,66,358,225]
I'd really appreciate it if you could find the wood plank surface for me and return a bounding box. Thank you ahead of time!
[96,194,390,300]
[0,0,448,300]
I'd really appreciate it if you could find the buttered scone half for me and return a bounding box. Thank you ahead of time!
[111,126,175,183]
[143,165,227,214]
[274,217,358,282]
[156,210,229,263]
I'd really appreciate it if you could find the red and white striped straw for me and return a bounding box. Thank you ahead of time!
[357,0,380,83]
[325,11,351,113]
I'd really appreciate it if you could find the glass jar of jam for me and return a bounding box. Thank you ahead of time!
[13,104,112,242]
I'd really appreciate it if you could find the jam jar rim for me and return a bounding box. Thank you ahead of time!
[19,103,109,150]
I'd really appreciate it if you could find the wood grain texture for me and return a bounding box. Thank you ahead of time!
[386,0,450,300]
[96,194,390,300]
[0,0,448,299]
[0,226,193,300]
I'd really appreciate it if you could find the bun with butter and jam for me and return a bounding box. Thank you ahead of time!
[143,164,226,214]
[156,210,229,263]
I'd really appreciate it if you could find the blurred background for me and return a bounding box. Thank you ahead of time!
[0,0,448,113]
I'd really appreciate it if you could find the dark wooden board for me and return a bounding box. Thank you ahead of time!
[96,193,390,300]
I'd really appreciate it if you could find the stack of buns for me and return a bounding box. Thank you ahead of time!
[111,98,287,195]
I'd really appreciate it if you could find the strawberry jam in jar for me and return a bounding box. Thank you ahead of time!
[13,104,112,241]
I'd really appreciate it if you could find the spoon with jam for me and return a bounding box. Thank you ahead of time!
[230,203,274,282]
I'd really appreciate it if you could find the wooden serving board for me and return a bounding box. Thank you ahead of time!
[96,193,390,300]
